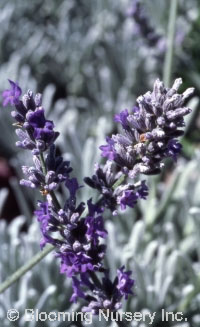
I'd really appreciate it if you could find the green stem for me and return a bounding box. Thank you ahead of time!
[89,271,102,289]
[39,153,47,175]
[49,190,61,210]
[163,0,178,87]
[112,174,126,190]
[0,244,55,294]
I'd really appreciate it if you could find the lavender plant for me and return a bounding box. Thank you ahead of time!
[2,80,135,319]
[1,76,194,324]
[127,0,165,49]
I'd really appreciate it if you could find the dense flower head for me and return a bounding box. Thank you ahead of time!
[117,180,148,210]
[20,145,72,191]
[58,199,107,277]
[2,80,59,154]
[70,268,135,314]
[100,78,194,178]
[35,184,107,277]
[26,108,58,148]
[35,201,63,249]
[84,161,148,214]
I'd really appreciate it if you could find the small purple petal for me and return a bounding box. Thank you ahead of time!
[2,80,22,107]
[117,266,135,300]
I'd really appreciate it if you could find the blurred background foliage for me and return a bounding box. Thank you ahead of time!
[0,0,200,326]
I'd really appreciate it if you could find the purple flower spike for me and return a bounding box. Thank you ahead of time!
[127,0,163,48]
[85,161,148,214]
[2,80,22,107]
[100,79,194,177]
[74,268,135,314]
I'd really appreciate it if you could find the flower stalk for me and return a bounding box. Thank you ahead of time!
[163,0,179,86]
[0,244,54,294]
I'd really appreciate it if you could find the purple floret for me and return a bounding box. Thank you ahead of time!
[116,266,135,300]
[119,190,138,210]
[35,201,59,249]
[70,277,86,303]
[99,137,116,160]
[114,109,129,129]
[166,139,182,161]
[58,201,107,277]
[26,108,46,128]
[26,108,57,145]
[71,267,135,313]
[2,80,22,107]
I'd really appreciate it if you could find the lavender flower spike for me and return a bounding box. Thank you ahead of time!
[72,268,135,314]
[2,80,136,317]
[84,161,148,215]
[127,0,163,49]
[2,80,59,155]
[100,78,194,179]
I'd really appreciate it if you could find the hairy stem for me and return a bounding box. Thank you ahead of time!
[112,174,126,190]
[163,0,178,86]
[0,244,55,294]
[39,152,47,175]
[49,190,61,210]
